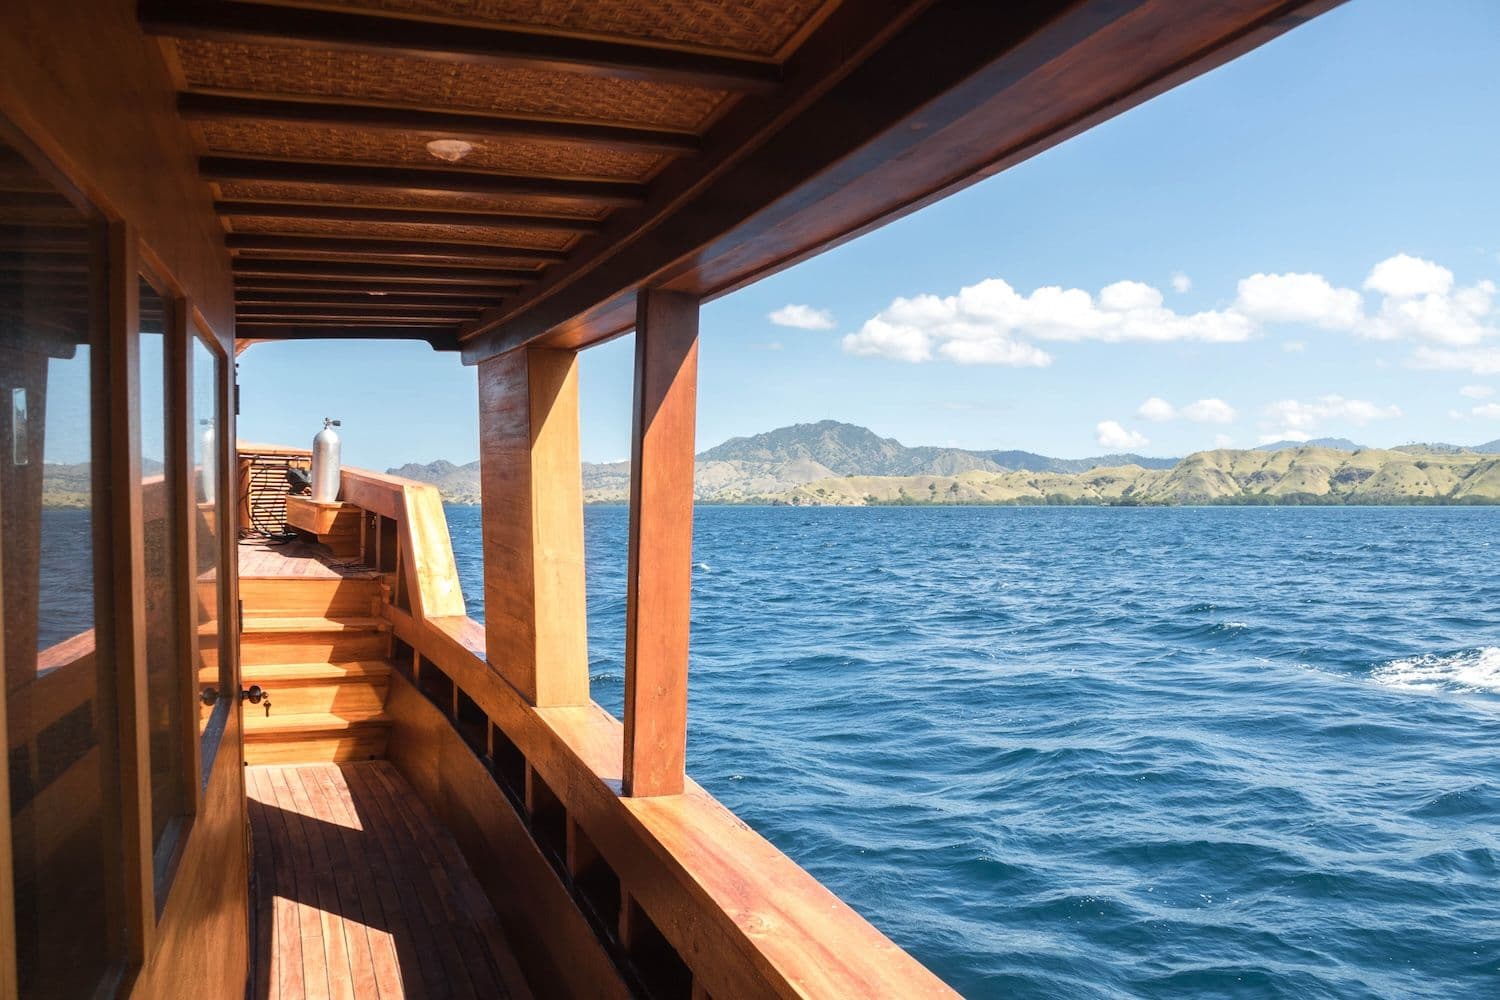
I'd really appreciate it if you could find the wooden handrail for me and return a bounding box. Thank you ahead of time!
[339,467,464,621]
[323,460,956,998]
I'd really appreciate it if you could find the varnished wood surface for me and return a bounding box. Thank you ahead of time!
[623,291,699,797]
[338,469,465,621]
[284,496,346,536]
[239,539,383,581]
[246,762,532,1000]
[459,0,1339,361]
[382,677,627,1000]
[249,458,956,995]
[477,349,589,707]
[0,0,236,345]
[398,613,958,998]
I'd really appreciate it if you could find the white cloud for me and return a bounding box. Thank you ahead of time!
[936,338,1053,367]
[1096,420,1148,450]
[844,253,1497,368]
[842,276,1251,364]
[769,304,835,330]
[1364,278,1495,345]
[1171,272,1192,293]
[1213,433,1234,448]
[1233,272,1363,330]
[1258,430,1312,444]
[1474,403,1500,420]
[841,318,931,362]
[1135,396,1235,424]
[1182,398,1237,423]
[1460,385,1495,399]
[1259,394,1401,441]
[1409,345,1500,376]
[1364,253,1454,298]
[1136,397,1176,421]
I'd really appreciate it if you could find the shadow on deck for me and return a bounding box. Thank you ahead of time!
[247,761,532,999]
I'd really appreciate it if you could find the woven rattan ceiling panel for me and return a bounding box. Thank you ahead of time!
[224,216,576,249]
[253,0,828,57]
[215,181,612,218]
[199,121,664,180]
[173,41,726,130]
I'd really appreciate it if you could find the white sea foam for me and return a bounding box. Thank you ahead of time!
[1372,647,1500,695]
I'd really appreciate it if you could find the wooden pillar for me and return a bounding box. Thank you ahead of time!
[623,289,699,797]
[105,224,155,960]
[477,345,589,707]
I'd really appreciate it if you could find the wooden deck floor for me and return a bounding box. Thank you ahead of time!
[239,538,383,580]
[247,762,532,999]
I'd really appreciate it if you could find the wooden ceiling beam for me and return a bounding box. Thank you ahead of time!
[236,319,460,330]
[231,258,538,284]
[235,290,498,309]
[138,0,780,92]
[201,156,645,205]
[232,323,462,349]
[460,0,1336,362]
[225,233,569,262]
[235,298,486,313]
[180,92,701,156]
[215,200,601,233]
[232,276,507,298]
[236,311,479,324]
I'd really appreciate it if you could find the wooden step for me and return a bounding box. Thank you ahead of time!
[240,576,383,619]
[230,617,391,667]
[240,616,389,634]
[240,661,391,716]
[242,661,391,684]
[243,709,391,765]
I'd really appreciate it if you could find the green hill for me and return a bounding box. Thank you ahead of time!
[384,421,1500,506]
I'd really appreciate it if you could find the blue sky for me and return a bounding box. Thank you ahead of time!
[237,0,1500,470]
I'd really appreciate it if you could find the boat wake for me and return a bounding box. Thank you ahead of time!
[1372,647,1500,694]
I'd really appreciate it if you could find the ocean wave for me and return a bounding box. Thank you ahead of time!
[1371,647,1500,694]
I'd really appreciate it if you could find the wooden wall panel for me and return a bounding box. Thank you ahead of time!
[0,4,246,995]
[128,734,248,1000]
[0,0,236,351]
[383,676,627,1000]
[623,290,699,797]
[477,347,589,707]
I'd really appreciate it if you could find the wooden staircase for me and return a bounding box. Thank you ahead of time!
[235,572,396,764]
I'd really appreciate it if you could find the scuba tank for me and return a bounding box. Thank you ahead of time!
[310,418,342,503]
[198,418,216,504]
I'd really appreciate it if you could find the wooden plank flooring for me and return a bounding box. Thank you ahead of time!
[240,537,385,580]
[247,762,533,999]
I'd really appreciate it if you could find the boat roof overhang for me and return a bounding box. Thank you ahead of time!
[135,0,1342,361]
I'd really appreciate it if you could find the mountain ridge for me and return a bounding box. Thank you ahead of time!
[386,420,1500,506]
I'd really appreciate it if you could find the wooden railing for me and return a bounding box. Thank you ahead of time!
[309,461,956,999]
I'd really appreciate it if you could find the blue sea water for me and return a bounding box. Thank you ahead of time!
[444,504,1500,999]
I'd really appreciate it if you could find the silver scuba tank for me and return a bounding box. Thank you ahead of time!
[310,418,342,503]
[198,418,216,504]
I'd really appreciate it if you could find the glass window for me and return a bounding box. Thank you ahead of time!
[137,276,189,877]
[0,134,120,996]
[192,333,227,748]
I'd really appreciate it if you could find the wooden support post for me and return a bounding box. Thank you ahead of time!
[106,224,156,959]
[622,289,699,797]
[169,295,201,813]
[477,345,588,706]
[0,404,14,1000]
